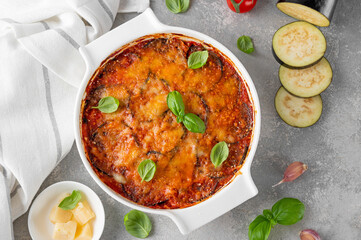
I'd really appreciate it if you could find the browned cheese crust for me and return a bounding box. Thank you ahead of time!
[81,35,254,209]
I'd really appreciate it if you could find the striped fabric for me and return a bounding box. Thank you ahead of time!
[0,0,149,239]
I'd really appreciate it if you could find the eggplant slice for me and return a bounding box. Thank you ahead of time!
[272,21,326,68]
[275,87,322,127]
[279,57,332,97]
[277,0,338,27]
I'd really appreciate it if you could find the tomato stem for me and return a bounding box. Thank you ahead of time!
[230,0,245,13]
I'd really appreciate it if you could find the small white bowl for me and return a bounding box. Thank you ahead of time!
[28,181,105,240]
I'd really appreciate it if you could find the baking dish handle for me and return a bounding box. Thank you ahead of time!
[79,8,166,71]
[165,174,258,235]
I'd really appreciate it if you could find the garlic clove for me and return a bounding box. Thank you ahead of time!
[273,161,308,187]
[300,229,321,240]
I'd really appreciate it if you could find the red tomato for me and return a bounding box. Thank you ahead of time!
[227,0,257,13]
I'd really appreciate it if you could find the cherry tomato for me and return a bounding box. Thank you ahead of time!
[227,0,257,13]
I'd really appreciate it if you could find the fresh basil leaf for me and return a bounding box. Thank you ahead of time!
[188,50,209,69]
[183,113,206,133]
[167,91,185,119]
[165,0,189,14]
[271,198,305,225]
[92,96,119,113]
[138,159,156,182]
[237,35,254,54]
[58,190,82,210]
[248,215,272,240]
[210,141,229,167]
[124,210,152,239]
[249,198,305,240]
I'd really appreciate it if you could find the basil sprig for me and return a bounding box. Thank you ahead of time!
[188,50,209,69]
[58,190,82,210]
[210,141,229,167]
[167,91,206,133]
[249,198,305,240]
[165,0,189,14]
[237,35,254,54]
[92,96,119,113]
[124,210,152,239]
[138,159,156,182]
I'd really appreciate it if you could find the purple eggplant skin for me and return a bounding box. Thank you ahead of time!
[277,0,338,27]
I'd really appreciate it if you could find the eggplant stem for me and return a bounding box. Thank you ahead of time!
[272,179,284,188]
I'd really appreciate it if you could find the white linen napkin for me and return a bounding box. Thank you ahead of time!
[0,0,149,239]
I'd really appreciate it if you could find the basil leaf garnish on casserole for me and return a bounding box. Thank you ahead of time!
[187,50,209,69]
[210,141,229,167]
[165,0,190,14]
[124,210,152,238]
[92,96,119,113]
[138,159,156,182]
[183,113,206,133]
[58,190,82,210]
[237,35,255,54]
[167,91,185,122]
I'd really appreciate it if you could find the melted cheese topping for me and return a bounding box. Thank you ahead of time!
[81,35,254,209]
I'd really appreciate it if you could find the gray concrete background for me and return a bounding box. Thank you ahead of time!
[14,0,361,239]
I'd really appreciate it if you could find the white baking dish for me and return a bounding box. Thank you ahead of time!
[74,8,261,235]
